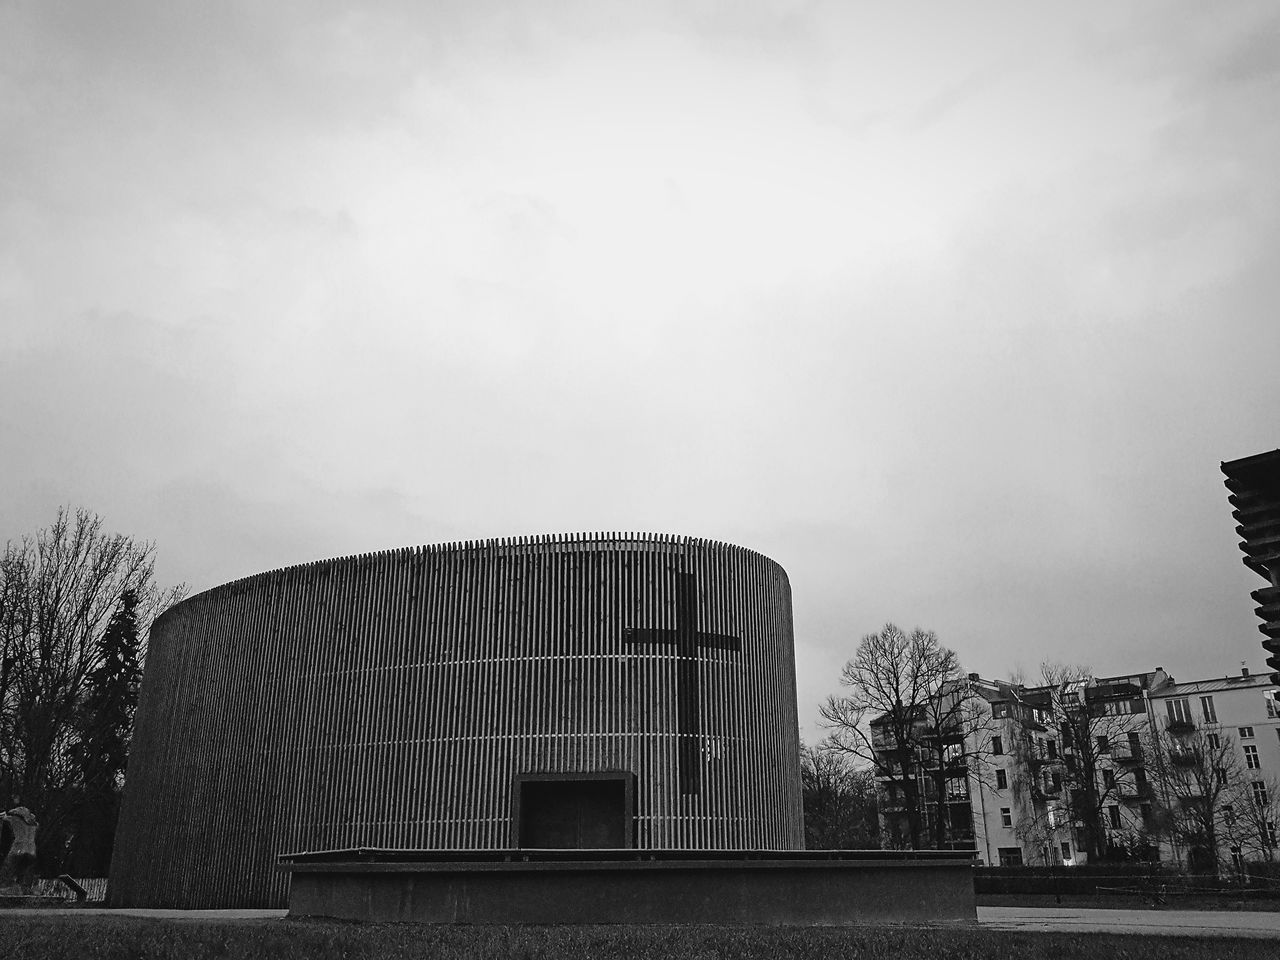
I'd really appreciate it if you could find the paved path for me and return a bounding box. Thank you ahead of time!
[3,905,1279,938]
[1,908,288,921]
[978,905,1280,938]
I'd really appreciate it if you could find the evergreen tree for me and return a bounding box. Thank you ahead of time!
[69,588,143,873]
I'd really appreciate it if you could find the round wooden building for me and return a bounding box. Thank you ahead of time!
[109,533,804,907]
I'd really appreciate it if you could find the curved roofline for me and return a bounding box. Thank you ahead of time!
[153,531,789,629]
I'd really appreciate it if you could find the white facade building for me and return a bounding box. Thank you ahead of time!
[1147,668,1280,869]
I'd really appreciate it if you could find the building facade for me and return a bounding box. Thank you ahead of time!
[1148,670,1280,871]
[110,533,804,908]
[968,670,1172,867]
[872,664,1280,869]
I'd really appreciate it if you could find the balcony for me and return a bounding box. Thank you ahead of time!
[1112,743,1143,763]
[919,725,966,745]
[1119,783,1152,802]
[1029,782,1061,803]
[872,737,911,753]
[1169,749,1198,766]
[1166,719,1196,736]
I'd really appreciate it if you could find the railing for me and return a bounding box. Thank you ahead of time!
[1112,743,1143,763]
[1119,783,1152,801]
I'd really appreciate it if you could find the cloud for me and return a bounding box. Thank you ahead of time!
[2,0,1278,732]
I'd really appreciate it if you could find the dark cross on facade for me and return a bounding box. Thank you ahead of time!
[624,570,740,796]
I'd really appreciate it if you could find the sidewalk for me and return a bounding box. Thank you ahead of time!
[978,905,1280,938]
[0,906,287,921]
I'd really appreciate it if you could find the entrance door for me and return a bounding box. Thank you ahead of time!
[515,773,633,848]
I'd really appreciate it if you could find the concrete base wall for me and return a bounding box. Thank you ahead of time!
[283,852,975,925]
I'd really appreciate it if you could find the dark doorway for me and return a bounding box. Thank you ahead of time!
[514,773,634,848]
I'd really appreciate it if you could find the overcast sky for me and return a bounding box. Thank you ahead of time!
[3,1,1278,735]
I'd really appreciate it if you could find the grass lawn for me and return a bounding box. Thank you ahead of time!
[0,917,1268,960]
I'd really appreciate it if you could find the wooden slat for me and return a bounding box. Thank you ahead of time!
[110,534,804,907]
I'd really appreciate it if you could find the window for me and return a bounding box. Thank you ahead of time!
[996,769,1008,790]
[1061,841,1072,862]
[1047,739,1058,759]
[1141,803,1154,828]
[998,847,1023,866]
[1216,766,1228,785]
[1201,696,1217,723]
[1231,846,1244,872]
[1253,781,1269,807]
[1207,733,1221,750]
[1001,807,1012,828]
[1103,769,1116,789]
[1245,745,1261,769]
[1096,735,1109,752]
[1264,822,1278,847]
[1135,768,1147,791]
[1108,805,1122,829]
[991,736,1003,756]
[1128,731,1142,749]
[1267,696,1278,720]
[1167,698,1191,724]
[1240,727,1255,740]
[1224,805,1235,824]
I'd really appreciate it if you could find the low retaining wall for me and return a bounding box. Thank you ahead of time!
[280,849,976,925]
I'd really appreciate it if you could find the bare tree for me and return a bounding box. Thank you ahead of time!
[1224,772,1280,866]
[820,624,968,849]
[916,677,996,849]
[1009,717,1070,865]
[800,741,880,849]
[1038,664,1150,863]
[0,507,183,869]
[1147,724,1242,876]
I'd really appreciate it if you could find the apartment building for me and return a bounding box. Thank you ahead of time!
[969,670,1171,866]
[869,664,1280,868]
[1147,668,1280,870]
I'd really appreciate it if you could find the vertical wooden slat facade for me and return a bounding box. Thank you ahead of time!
[109,533,804,908]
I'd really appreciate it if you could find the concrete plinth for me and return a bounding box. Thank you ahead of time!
[279,849,976,925]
